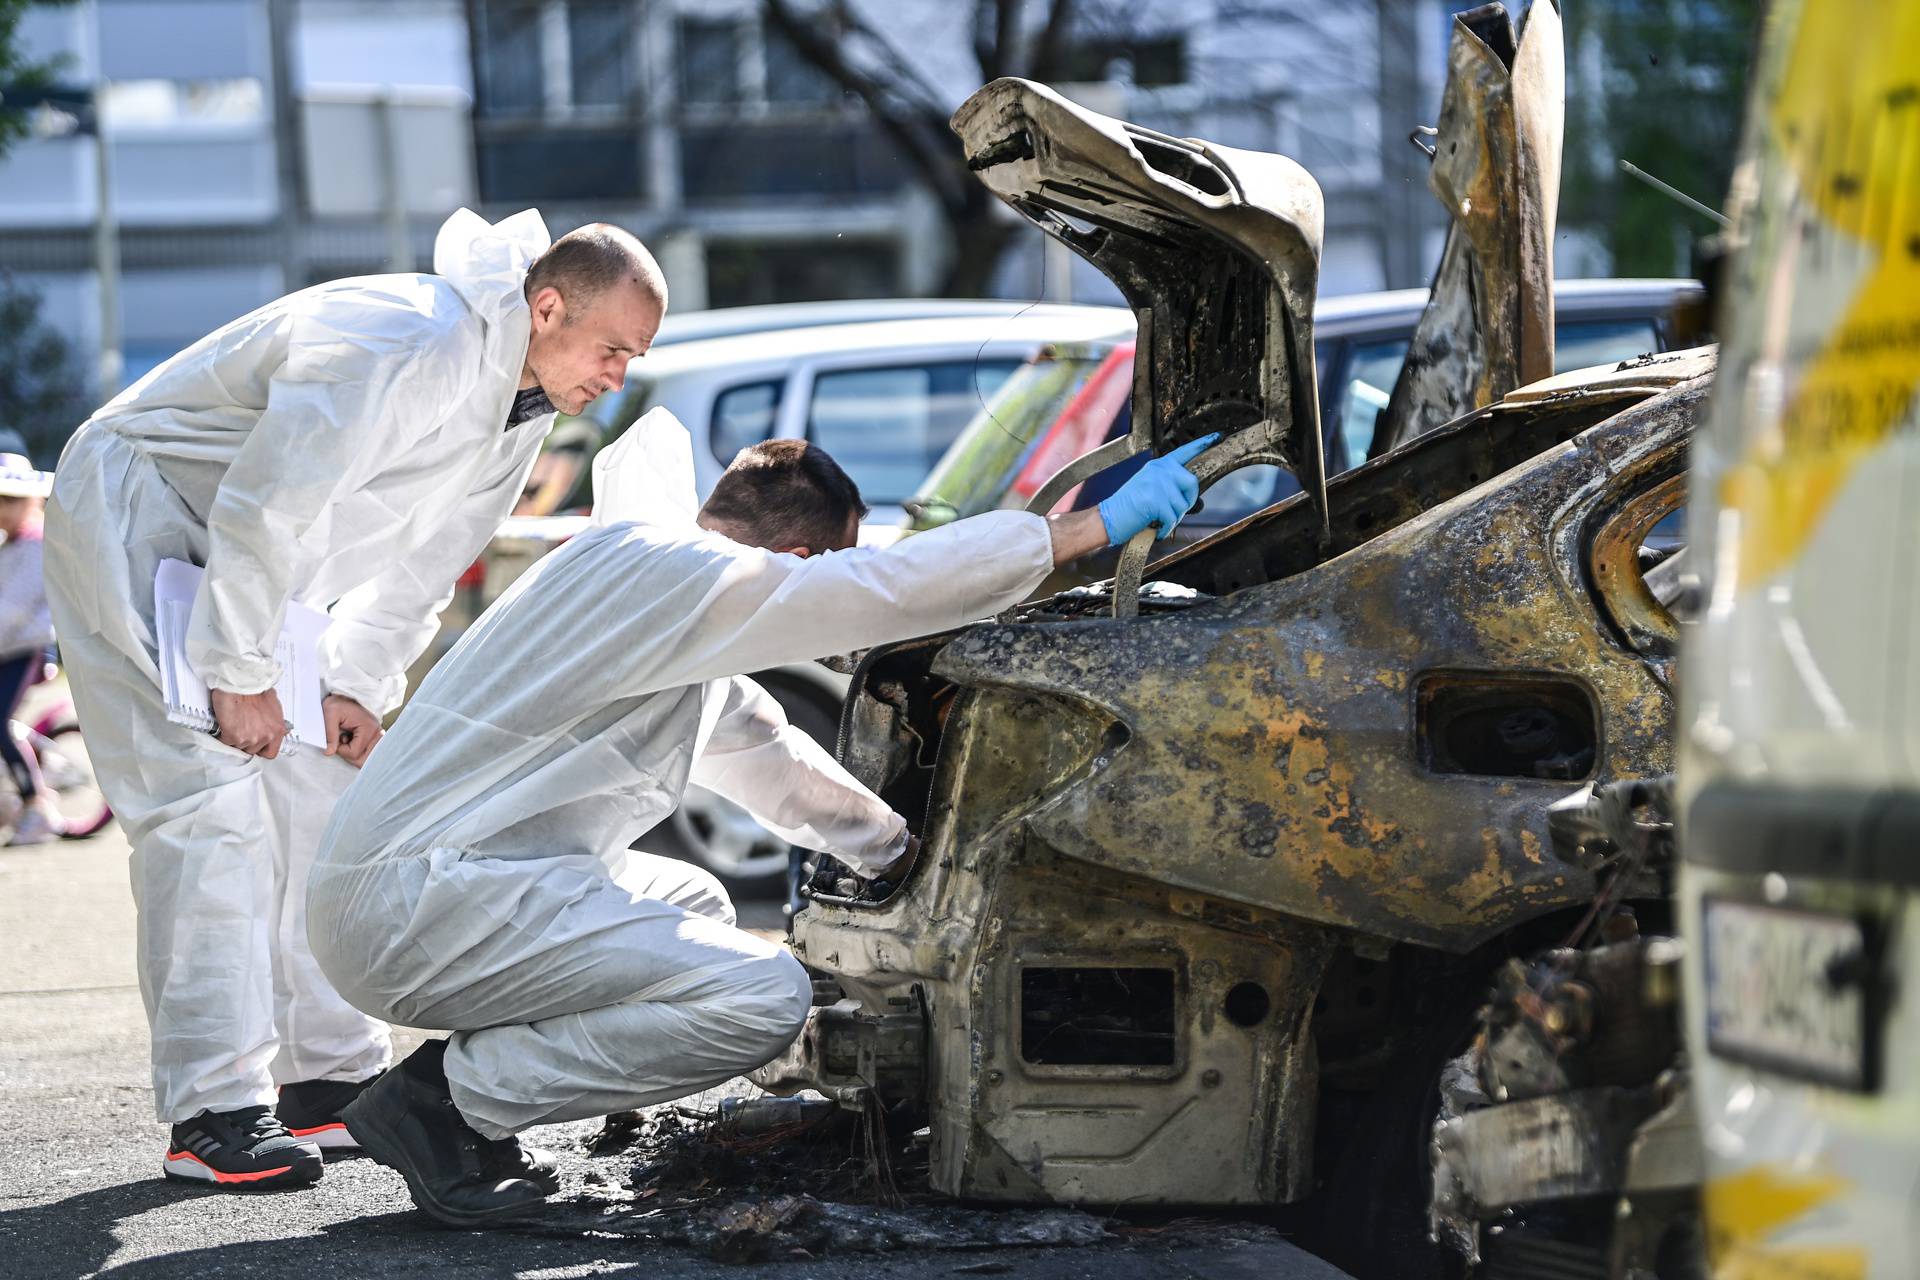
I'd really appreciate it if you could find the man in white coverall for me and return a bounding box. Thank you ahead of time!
[43,208,667,1189]
[307,419,1215,1227]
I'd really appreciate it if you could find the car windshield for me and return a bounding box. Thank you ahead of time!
[905,352,1109,527]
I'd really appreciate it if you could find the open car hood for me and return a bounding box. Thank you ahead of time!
[1375,0,1565,452]
[950,78,1328,534]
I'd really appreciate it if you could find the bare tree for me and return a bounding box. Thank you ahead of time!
[761,0,1084,297]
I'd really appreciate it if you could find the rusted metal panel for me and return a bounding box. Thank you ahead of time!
[926,380,1702,953]
[782,374,1706,1212]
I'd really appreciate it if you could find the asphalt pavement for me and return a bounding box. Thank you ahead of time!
[0,812,1354,1279]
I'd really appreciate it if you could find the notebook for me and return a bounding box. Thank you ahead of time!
[154,559,331,750]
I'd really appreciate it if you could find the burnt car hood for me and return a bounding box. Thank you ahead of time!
[951,78,1328,525]
[1376,0,1565,453]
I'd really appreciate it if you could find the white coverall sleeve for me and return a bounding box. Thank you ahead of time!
[317,447,540,718]
[691,675,907,874]
[186,304,473,696]
[619,510,1057,696]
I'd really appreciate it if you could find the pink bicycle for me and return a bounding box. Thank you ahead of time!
[7,660,112,841]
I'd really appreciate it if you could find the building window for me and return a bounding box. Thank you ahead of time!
[706,239,897,308]
[470,0,643,202]
[476,1,545,117]
[568,1,633,109]
[763,24,838,106]
[474,0,637,117]
[672,15,900,201]
[679,18,743,106]
[676,16,843,112]
[477,127,642,200]
[1060,35,1187,87]
[100,79,267,129]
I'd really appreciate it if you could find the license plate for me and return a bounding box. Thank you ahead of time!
[1703,899,1873,1091]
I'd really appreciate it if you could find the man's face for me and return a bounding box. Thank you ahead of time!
[525,280,664,416]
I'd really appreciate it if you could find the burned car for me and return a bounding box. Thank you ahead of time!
[761,8,1702,1277]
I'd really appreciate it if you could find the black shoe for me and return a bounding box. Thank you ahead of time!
[278,1076,377,1152]
[340,1066,550,1228]
[489,1135,561,1195]
[163,1106,324,1189]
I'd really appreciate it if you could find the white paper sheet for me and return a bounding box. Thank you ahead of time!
[153,559,331,750]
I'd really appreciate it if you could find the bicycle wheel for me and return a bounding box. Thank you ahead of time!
[35,725,113,839]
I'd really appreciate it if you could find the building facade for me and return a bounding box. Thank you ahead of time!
[2,0,1494,411]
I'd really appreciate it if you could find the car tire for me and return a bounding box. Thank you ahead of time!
[644,674,842,900]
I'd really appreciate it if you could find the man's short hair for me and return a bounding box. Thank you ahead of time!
[700,440,868,552]
[523,224,666,316]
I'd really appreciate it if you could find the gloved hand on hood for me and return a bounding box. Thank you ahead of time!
[1096,433,1218,545]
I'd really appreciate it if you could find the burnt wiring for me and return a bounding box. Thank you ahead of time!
[1553,776,1677,954]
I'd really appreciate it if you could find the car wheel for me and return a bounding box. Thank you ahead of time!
[645,675,841,900]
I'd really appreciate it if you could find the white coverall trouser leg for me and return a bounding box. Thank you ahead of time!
[43,434,390,1123]
[307,849,812,1140]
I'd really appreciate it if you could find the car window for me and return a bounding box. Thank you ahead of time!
[1331,337,1410,466]
[1192,463,1283,526]
[711,379,784,464]
[1553,318,1660,374]
[808,359,1022,504]
[1642,503,1697,624]
[1644,503,1686,551]
[910,356,1109,525]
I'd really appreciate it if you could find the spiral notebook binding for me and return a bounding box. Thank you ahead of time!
[167,704,217,733]
[153,559,330,753]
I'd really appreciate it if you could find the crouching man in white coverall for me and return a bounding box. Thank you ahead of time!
[43,208,667,1189]
[307,428,1216,1227]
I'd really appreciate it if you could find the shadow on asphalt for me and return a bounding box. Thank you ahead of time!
[0,1179,448,1279]
[3,1177,1360,1280]
[2,1178,177,1272]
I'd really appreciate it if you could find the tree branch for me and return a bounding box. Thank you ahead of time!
[1030,0,1076,82]
[992,0,1022,80]
[827,0,958,117]
[761,0,968,210]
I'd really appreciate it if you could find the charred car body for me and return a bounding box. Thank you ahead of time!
[762,7,1703,1275]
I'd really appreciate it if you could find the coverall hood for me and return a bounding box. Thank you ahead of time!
[590,407,700,530]
[432,207,552,385]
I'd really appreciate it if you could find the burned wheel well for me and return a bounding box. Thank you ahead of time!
[1312,906,1655,1091]
[836,636,967,837]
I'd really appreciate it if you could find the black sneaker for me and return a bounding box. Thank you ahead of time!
[163,1106,324,1189]
[340,1065,550,1228]
[278,1076,376,1151]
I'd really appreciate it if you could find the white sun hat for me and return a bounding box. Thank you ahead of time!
[0,454,54,498]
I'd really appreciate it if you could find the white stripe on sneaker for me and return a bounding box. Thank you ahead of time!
[288,1123,359,1151]
[163,1152,217,1182]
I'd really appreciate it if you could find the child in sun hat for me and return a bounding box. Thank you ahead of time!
[0,452,62,845]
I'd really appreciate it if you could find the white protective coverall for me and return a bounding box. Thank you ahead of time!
[306,431,1055,1138]
[44,209,557,1123]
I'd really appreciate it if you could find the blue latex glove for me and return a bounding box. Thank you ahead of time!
[1096,434,1220,545]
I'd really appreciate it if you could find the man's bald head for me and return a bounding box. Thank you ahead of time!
[520,223,668,416]
[524,223,668,315]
